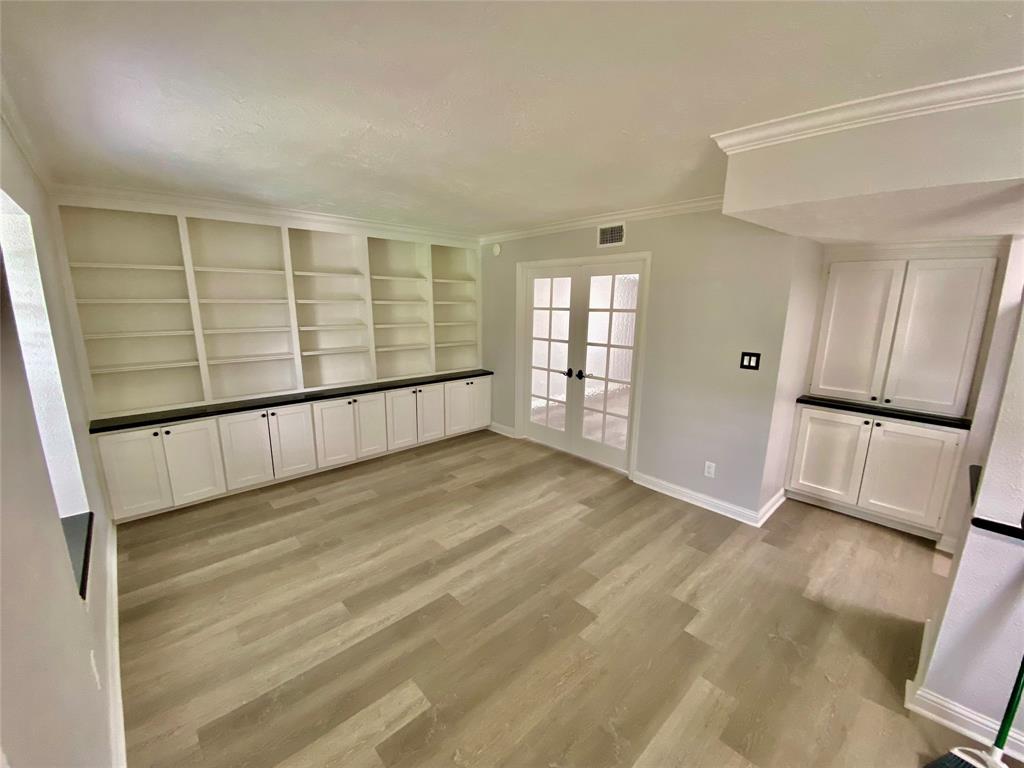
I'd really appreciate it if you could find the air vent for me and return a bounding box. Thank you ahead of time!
[597,223,625,247]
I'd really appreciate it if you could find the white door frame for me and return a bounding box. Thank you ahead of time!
[514,252,652,474]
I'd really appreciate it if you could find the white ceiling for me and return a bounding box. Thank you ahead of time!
[3,1,1023,237]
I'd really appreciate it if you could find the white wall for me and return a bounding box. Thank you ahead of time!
[0,119,124,765]
[482,211,821,513]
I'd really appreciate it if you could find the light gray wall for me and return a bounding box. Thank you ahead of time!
[482,211,820,512]
[1,121,122,765]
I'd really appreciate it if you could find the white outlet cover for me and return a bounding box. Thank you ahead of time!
[704,461,716,479]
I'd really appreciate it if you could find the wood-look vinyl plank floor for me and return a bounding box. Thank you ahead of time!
[119,431,995,768]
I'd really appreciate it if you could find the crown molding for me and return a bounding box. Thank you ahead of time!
[1,74,54,187]
[825,236,1008,253]
[711,67,1024,155]
[478,195,723,245]
[51,184,479,248]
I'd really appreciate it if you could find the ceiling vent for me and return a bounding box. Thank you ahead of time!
[597,223,625,247]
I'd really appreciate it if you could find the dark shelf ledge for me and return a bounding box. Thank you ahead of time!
[796,394,971,431]
[60,511,93,600]
[971,517,1024,541]
[90,369,494,434]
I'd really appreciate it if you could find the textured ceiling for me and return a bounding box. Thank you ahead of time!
[3,1,1023,236]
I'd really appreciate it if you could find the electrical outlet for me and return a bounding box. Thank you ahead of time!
[704,461,716,479]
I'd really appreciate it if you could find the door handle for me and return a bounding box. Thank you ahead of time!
[575,369,585,380]
[562,368,574,378]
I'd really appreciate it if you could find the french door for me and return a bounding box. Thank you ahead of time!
[522,260,644,471]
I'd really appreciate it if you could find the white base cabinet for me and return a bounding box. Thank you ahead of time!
[445,377,491,435]
[98,418,226,519]
[788,405,963,534]
[98,376,493,521]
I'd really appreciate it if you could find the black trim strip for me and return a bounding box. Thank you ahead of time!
[90,369,494,434]
[971,517,1024,541]
[796,395,971,431]
[60,511,94,600]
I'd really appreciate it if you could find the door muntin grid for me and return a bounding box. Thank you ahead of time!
[582,273,638,450]
[530,276,571,431]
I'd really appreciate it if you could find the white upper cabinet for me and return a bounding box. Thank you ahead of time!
[161,419,226,506]
[882,258,996,415]
[313,398,358,469]
[788,407,872,505]
[858,419,961,529]
[268,404,318,478]
[385,388,419,450]
[355,393,387,458]
[98,428,174,519]
[810,260,905,404]
[416,384,446,442]
[219,410,275,490]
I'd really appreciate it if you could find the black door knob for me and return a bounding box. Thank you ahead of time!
[575,369,584,380]
[561,368,573,378]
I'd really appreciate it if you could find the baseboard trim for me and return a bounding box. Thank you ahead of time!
[632,472,781,528]
[488,422,520,439]
[905,683,1024,761]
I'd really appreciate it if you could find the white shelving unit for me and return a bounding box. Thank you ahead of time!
[187,218,298,399]
[61,206,204,414]
[59,205,482,419]
[431,245,480,372]
[288,228,374,388]
[368,238,434,380]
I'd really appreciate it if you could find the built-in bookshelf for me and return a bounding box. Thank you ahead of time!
[62,207,204,414]
[59,206,482,418]
[431,245,480,372]
[289,228,374,388]
[368,238,434,380]
[188,218,298,399]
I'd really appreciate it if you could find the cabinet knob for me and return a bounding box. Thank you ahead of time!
[870,396,878,401]
[164,430,171,435]
[270,412,276,416]
[883,398,891,404]
[875,422,882,427]
[152,431,159,437]
[261,413,266,418]
[863,420,870,426]
[353,399,358,403]
[346,400,352,405]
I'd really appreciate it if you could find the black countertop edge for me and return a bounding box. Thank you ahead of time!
[60,511,94,600]
[971,516,1024,541]
[796,395,971,431]
[90,369,494,434]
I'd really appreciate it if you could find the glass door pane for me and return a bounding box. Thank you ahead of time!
[529,276,572,432]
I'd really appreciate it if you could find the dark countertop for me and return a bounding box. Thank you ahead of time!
[90,369,494,434]
[796,394,971,431]
[60,511,93,600]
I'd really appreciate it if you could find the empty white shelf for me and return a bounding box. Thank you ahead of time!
[203,326,291,334]
[199,299,289,304]
[434,321,477,327]
[433,300,476,305]
[295,297,363,304]
[298,323,364,331]
[83,330,194,340]
[300,346,370,357]
[435,340,477,348]
[207,353,296,365]
[374,322,429,328]
[293,270,363,278]
[372,299,427,305]
[432,277,475,284]
[370,274,427,282]
[376,344,430,352]
[69,262,184,271]
[193,266,285,275]
[91,360,199,374]
[77,298,190,304]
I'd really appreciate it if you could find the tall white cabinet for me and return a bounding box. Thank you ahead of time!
[810,257,995,416]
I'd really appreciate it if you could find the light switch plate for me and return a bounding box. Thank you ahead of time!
[740,352,761,370]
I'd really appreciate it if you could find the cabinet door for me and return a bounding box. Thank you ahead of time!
[788,407,872,505]
[161,419,227,506]
[810,260,905,403]
[268,404,318,478]
[444,380,475,435]
[385,388,419,450]
[858,420,961,529]
[313,399,358,469]
[97,428,173,519]
[472,377,492,429]
[883,258,996,416]
[218,411,275,490]
[355,393,387,458]
[416,384,446,442]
